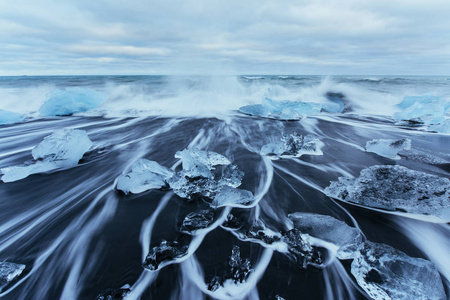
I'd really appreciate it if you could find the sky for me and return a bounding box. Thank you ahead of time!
[1,0,450,76]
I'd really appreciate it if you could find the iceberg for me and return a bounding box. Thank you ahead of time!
[1,128,92,182]
[365,138,411,160]
[260,133,324,158]
[143,240,188,271]
[288,213,362,259]
[0,262,25,292]
[115,158,173,194]
[0,109,24,125]
[325,165,450,220]
[239,97,323,120]
[208,245,253,292]
[351,241,446,300]
[39,87,107,116]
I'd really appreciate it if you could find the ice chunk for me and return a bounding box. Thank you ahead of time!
[282,229,324,268]
[96,284,131,300]
[399,148,449,165]
[180,210,215,234]
[288,213,362,259]
[393,97,448,125]
[325,165,450,220]
[143,240,188,271]
[1,128,92,182]
[39,87,107,116]
[0,109,24,125]
[239,97,322,120]
[397,95,449,110]
[428,119,450,134]
[175,148,231,178]
[207,245,253,292]
[260,133,324,158]
[351,241,446,300]
[0,262,25,292]
[115,158,173,194]
[365,138,411,160]
[211,186,254,208]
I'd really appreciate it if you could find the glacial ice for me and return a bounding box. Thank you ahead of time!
[239,97,323,120]
[288,213,362,259]
[365,138,411,160]
[180,210,215,234]
[393,95,449,126]
[0,109,24,125]
[1,128,92,182]
[174,148,231,179]
[282,229,324,268]
[260,133,324,158]
[211,186,254,208]
[169,149,245,202]
[208,245,253,292]
[351,241,446,300]
[428,119,450,134]
[96,284,131,300]
[325,165,450,220]
[143,240,188,271]
[38,87,107,116]
[115,158,173,194]
[0,262,25,292]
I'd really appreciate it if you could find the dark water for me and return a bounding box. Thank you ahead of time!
[0,76,449,299]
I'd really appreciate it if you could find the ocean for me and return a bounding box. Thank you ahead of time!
[0,75,449,299]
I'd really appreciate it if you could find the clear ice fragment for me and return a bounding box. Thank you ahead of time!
[211,186,254,208]
[1,128,92,182]
[0,262,25,292]
[261,133,324,158]
[95,284,131,300]
[365,138,411,160]
[325,165,450,220]
[143,240,188,271]
[181,210,215,234]
[175,148,231,179]
[351,241,446,300]
[115,158,173,194]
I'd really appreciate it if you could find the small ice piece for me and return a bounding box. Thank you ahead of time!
[0,262,25,292]
[181,210,215,234]
[0,109,24,125]
[351,241,446,300]
[365,138,411,160]
[96,284,131,300]
[207,245,253,292]
[211,186,254,208]
[288,213,362,259]
[39,87,107,116]
[175,148,231,179]
[260,133,324,158]
[282,229,323,268]
[115,158,173,194]
[428,119,450,134]
[143,240,188,271]
[325,165,450,220]
[1,128,92,182]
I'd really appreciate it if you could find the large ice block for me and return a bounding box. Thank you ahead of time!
[325,165,450,220]
[1,128,92,182]
[365,138,411,160]
[0,109,24,125]
[39,87,107,116]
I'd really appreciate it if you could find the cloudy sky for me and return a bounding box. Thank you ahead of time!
[1,0,449,75]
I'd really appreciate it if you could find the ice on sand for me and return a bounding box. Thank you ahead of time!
[351,241,446,300]
[0,109,24,125]
[288,213,362,259]
[239,97,323,120]
[0,262,25,292]
[143,240,188,271]
[1,128,92,182]
[325,165,450,220]
[180,209,215,234]
[115,158,173,194]
[39,87,107,116]
[174,148,231,179]
[211,186,254,208]
[393,95,449,126]
[260,133,324,158]
[365,138,411,160]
